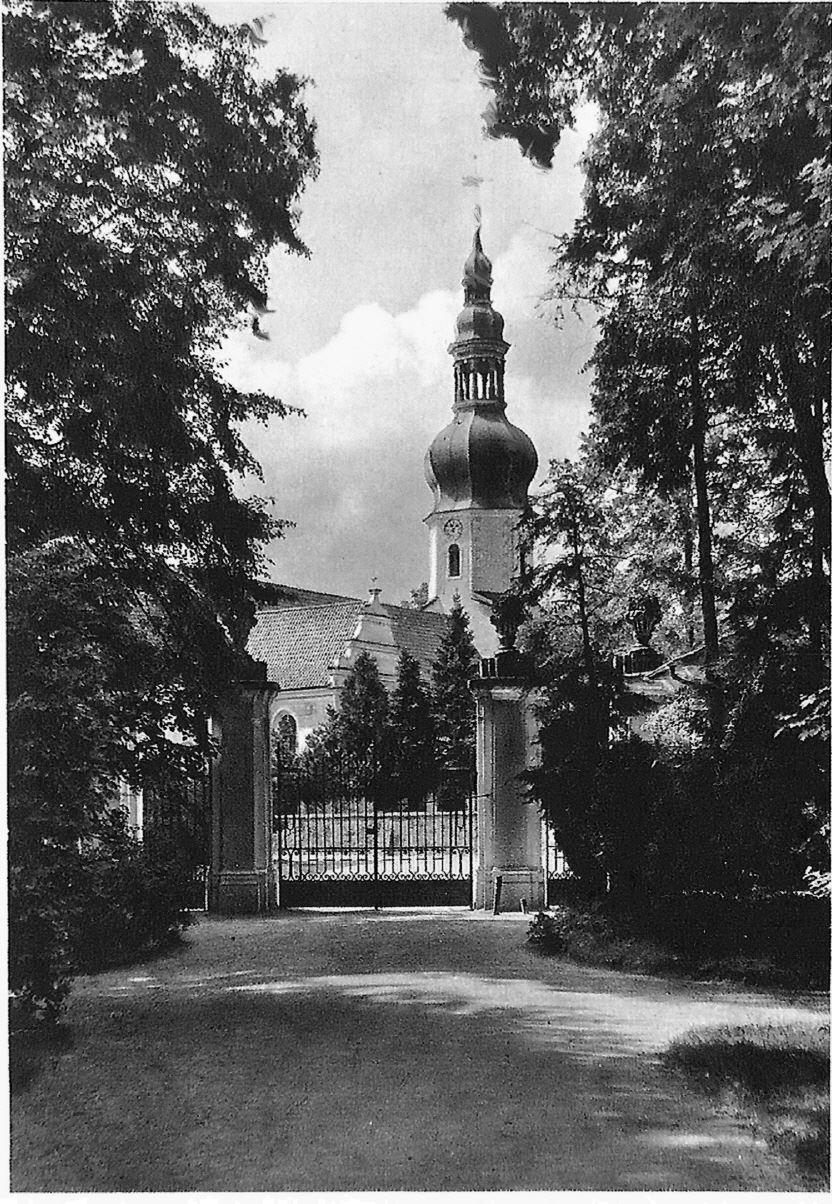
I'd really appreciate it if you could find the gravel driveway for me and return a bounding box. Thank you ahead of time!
[11,909,827,1190]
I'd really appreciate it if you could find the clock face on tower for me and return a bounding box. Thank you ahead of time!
[443,518,463,539]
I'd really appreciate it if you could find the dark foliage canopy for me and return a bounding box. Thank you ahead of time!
[6,0,319,787]
[333,651,390,763]
[448,1,830,667]
[6,0,319,1023]
[448,3,830,897]
[389,650,437,805]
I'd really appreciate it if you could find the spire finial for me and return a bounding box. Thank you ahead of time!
[462,220,493,302]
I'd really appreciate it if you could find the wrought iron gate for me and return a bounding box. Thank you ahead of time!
[545,823,575,904]
[273,753,475,907]
[144,774,211,909]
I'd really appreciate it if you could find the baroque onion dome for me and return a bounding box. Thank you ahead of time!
[425,227,537,511]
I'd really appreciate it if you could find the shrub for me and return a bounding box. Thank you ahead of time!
[527,910,567,953]
[532,638,829,904]
[9,852,75,1030]
[9,819,194,1030]
[642,891,830,985]
[527,904,678,974]
[68,825,193,974]
[528,894,829,988]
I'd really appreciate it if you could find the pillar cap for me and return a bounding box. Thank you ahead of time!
[470,649,532,684]
[236,656,280,692]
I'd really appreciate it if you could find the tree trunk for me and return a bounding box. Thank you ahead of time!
[571,522,597,690]
[689,304,720,662]
[570,521,608,748]
[676,489,697,649]
[809,318,830,677]
[776,324,831,563]
[684,528,695,649]
[775,319,830,680]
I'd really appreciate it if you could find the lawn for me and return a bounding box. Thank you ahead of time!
[664,1018,830,1187]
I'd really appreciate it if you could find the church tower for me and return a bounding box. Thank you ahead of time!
[424,226,538,654]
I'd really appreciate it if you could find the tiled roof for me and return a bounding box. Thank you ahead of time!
[247,600,364,689]
[246,585,449,689]
[252,581,361,608]
[386,605,448,669]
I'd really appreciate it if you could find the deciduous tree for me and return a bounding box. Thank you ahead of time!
[5,0,318,1022]
[447,2,830,670]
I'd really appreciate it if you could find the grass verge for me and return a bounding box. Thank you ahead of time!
[527,901,829,989]
[663,1019,830,1187]
[528,905,681,976]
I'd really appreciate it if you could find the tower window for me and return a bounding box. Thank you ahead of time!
[448,543,461,578]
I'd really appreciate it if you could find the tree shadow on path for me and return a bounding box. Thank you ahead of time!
[12,956,803,1191]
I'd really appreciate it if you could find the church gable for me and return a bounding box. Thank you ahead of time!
[247,587,449,692]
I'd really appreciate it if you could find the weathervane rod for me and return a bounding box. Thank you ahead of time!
[462,150,485,230]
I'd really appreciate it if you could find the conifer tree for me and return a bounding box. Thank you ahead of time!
[336,652,389,755]
[389,650,436,808]
[332,652,390,801]
[431,597,477,806]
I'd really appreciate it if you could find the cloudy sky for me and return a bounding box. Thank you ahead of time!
[205,2,596,603]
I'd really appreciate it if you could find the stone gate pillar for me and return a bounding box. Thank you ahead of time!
[470,652,545,912]
[208,661,278,914]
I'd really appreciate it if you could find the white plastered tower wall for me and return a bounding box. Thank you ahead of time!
[425,507,524,655]
[423,225,537,656]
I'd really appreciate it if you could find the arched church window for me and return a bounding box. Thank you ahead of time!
[274,713,298,758]
[448,543,461,578]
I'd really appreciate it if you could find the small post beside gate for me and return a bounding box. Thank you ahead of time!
[468,783,475,910]
[371,797,380,911]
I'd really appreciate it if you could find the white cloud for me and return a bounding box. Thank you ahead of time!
[222,287,459,460]
[492,232,554,322]
[395,291,460,385]
[294,291,459,420]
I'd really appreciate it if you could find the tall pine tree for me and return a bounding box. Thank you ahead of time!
[431,597,478,807]
[389,650,436,808]
[332,652,390,802]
